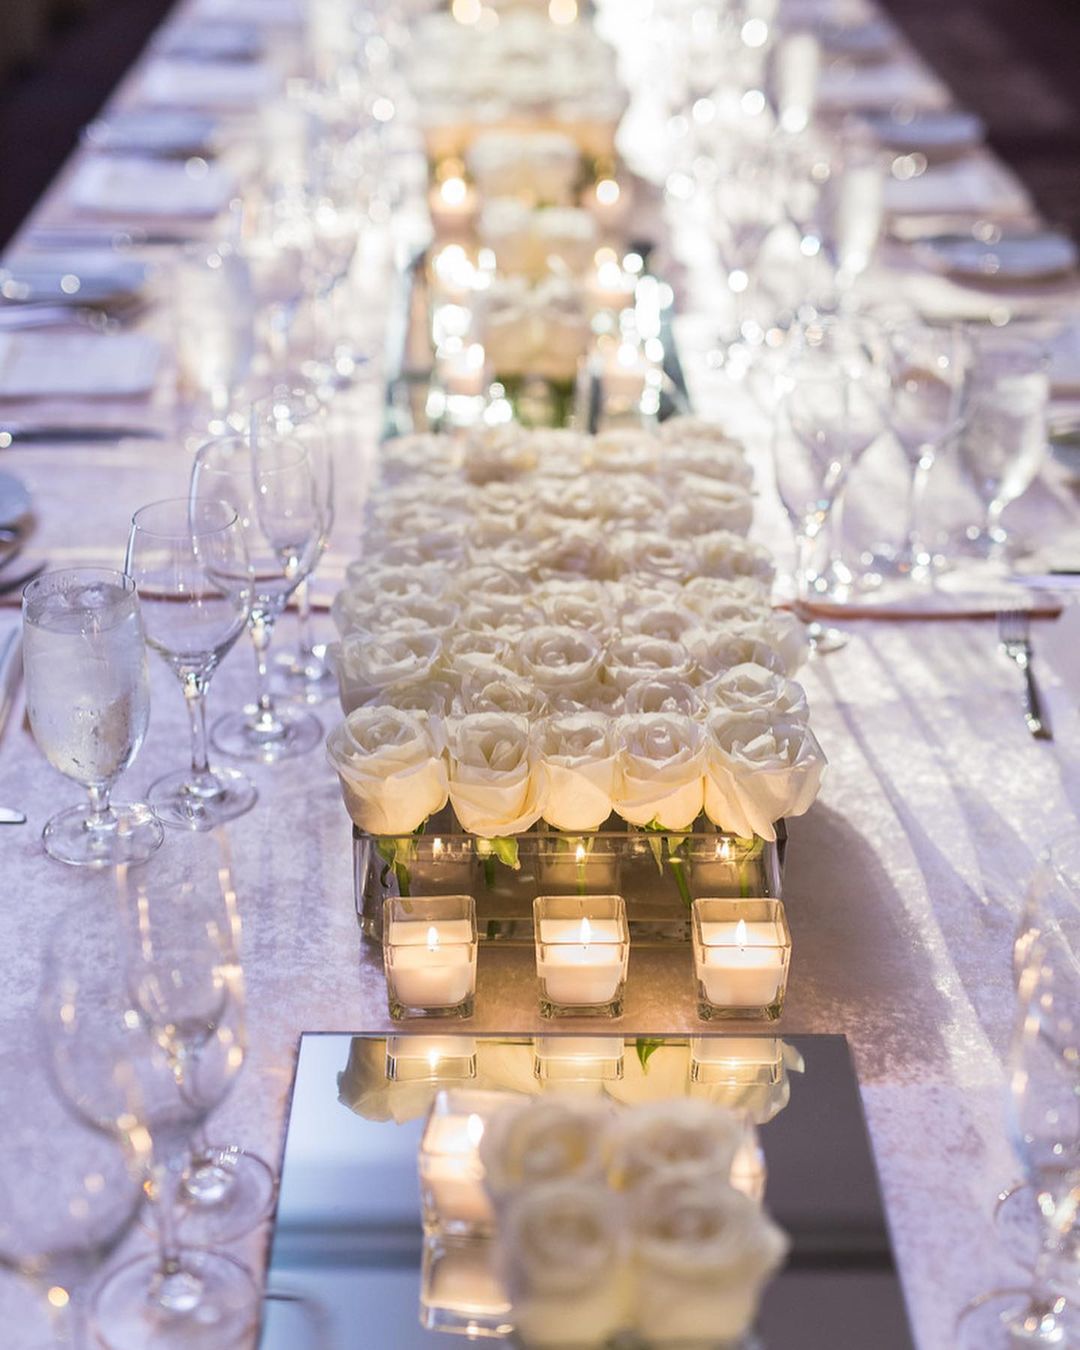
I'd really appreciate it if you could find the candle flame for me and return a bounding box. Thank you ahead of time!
[575,843,586,864]
[466,1113,485,1147]
[427,925,440,953]
[736,919,748,947]
[440,177,468,207]
[426,1048,442,1072]
[580,916,593,945]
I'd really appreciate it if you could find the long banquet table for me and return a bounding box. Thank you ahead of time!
[2,1,1080,1346]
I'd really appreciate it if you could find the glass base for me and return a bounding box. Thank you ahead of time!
[42,800,163,868]
[211,703,323,765]
[272,643,338,706]
[91,1249,256,1350]
[956,1287,1076,1349]
[389,996,475,1022]
[148,767,257,832]
[806,621,848,655]
[176,1146,277,1247]
[697,999,783,1022]
[539,997,624,1019]
[995,1182,1042,1271]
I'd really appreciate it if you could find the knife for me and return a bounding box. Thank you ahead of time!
[0,629,22,735]
[0,426,165,447]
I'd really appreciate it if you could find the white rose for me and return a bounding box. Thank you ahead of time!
[537,712,616,830]
[326,707,448,835]
[468,513,524,552]
[380,432,463,481]
[461,596,544,642]
[612,713,705,829]
[610,530,695,585]
[480,1096,612,1201]
[475,479,533,516]
[694,530,776,586]
[362,674,462,719]
[620,602,696,645]
[681,575,772,616]
[550,680,626,718]
[531,521,612,582]
[623,675,703,718]
[340,561,448,609]
[689,630,788,680]
[527,429,591,479]
[335,628,443,713]
[656,414,737,446]
[704,710,826,841]
[587,429,657,475]
[367,594,461,635]
[632,1170,788,1347]
[518,625,604,696]
[606,1099,744,1192]
[454,564,526,603]
[463,423,538,485]
[538,588,613,640]
[663,443,753,489]
[667,481,754,537]
[605,634,695,693]
[446,629,516,680]
[462,671,550,720]
[708,662,809,719]
[447,713,547,837]
[589,473,667,524]
[368,528,466,571]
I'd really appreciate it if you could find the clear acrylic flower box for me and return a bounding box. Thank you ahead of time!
[354,806,785,946]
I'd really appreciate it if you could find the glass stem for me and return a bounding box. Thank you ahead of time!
[295,579,314,659]
[792,527,818,621]
[151,1158,184,1284]
[902,451,934,570]
[182,672,213,783]
[249,610,282,736]
[84,782,114,831]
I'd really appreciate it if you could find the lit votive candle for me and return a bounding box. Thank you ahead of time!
[534,894,629,1019]
[419,1087,516,1236]
[383,895,478,1021]
[533,1034,624,1083]
[386,1035,478,1084]
[692,898,791,1022]
[429,174,479,236]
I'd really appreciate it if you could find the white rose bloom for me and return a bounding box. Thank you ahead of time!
[623,675,704,718]
[538,589,613,640]
[461,596,544,643]
[690,631,789,681]
[501,1180,629,1349]
[704,710,826,841]
[694,531,776,586]
[681,574,772,615]
[475,479,533,516]
[367,595,461,636]
[536,712,616,830]
[480,1096,612,1200]
[380,432,463,481]
[467,514,524,553]
[370,528,466,571]
[446,629,515,679]
[518,625,604,696]
[667,481,754,537]
[606,1099,744,1192]
[605,634,695,693]
[587,428,658,476]
[326,707,448,835]
[463,423,538,485]
[589,473,667,524]
[461,671,550,720]
[528,429,591,481]
[447,713,547,837]
[532,522,612,582]
[709,662,809,719]
[366,501,466,540]
[536,480,600,521]
[362,674,462,719]
[620,602,696,645]
[610,531,695,585]
[632,1169,788,1347]
[612,713,705,829]
[664,444,753,489]
[335,629,444,713]
[343,561,448,605]
[656,414,738,446]
[454,565,526,603]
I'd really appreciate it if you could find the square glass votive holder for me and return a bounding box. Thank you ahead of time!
[533,894,629,1020]
[420,1233,512,1338]
[692,898,791,1022]
[386,1035,478,1084]
[533,1035,625,1084]
[419,1088,511,1237]
[689,1036,784,1088]
[383,895,478,1022]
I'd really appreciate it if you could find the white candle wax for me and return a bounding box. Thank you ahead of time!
[538,917,625,1007]
[696,921,785,1009]
[422,1111,493,1228]
[388,922,475,1009]
[425,1240,509,1317]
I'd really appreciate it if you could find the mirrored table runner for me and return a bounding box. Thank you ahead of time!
[260,1033,915,1350]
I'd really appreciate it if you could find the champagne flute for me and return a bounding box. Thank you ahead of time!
[0,1034,149,1349]
[251,383,338,705]
[41,897,257,1350]
[22,568,163,867]
[125,498,257,830]
[192,433,324,762]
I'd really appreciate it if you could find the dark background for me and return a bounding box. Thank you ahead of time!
[0,0,1078,248]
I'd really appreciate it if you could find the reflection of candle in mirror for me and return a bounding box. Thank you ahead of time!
[538,915,625,1006]
[730,1132,767,1201]
[534,1034,624,1082]
[388,921,476,1010]
[697,919,786,1008]
[429,175,478,234]
[423,1236,511,1321]
[422,1110,494,1229]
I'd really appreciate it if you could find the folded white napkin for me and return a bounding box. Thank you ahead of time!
[138,58,280,109]
[68,156,235,218]
[0,333,161,399]
[817,59,947,111]
[884,159,1031,219]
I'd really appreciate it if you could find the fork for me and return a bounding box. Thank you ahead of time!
[998,608,1052,741]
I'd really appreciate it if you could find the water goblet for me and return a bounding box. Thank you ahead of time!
[251,383,338,705]
[174,243,256,437]
[22,568,163,867]
[192,433,324,762]
[41,898,257,1350]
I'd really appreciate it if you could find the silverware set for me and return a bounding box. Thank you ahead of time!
[998,607,1052,741]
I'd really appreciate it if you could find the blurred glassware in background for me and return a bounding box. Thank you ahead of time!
[174,242,255,436]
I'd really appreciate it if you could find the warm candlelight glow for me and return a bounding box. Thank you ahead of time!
[581,916,593,945]
[466,1113,485,1147]
[427,1048,443,1072]
[549,0,578,23]
[595,178,620,207]
[736,919,748,948]
[427,924,441,952]
[575,843,587,864]
[452,0,482,23]
[441,177,468,208]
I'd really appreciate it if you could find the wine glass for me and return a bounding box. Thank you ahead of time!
[174,242,256,437]
[125,839,276,1249]
[958,328,1049,563]
[870,319,970,581]
[22,568,163,867]
[773,318,886,652]
[957,919,1080,1348]
[0,1032,149,1349]
[192,433,324,762]
[251,383,338,705]
[125,498,257,831]
[712,142,785,348]
[41,896,257,1350]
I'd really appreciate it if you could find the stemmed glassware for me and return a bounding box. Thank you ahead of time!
[174,242,256,437]
[22,567,163,867]
[870,318,970,582]
[957,910,1080,1348]
[192,433,324,763]
[772,317,886,652]
[125,498,257,830]
[251,383,338,705]
[711,143,785,350]
[0,1033,149,1349]
[41,893,257,1349]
